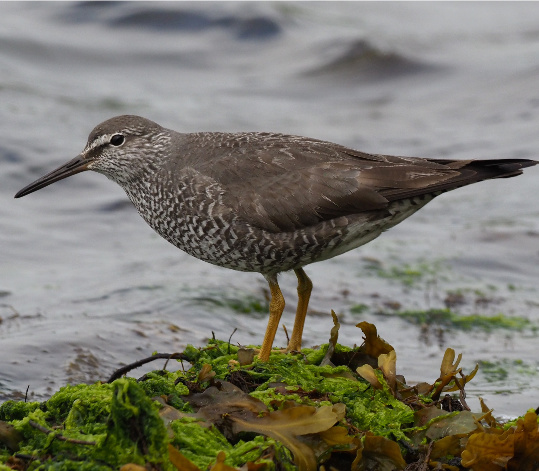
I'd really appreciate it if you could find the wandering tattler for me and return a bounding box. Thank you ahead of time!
[15,115,537,361]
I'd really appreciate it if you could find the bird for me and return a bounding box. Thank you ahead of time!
[15,115,537,361]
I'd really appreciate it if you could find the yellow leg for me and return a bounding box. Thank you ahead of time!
[258,276,285,361]
[287,268,313,352]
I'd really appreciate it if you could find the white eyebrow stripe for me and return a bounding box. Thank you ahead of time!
[83,134,112,155]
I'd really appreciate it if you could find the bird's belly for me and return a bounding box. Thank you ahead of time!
[261,194,437,271]
[128,184,435,275]
[305,195,434,263]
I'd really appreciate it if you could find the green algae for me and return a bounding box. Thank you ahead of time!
[137,371,189,397]
[243,354,414,440]
[171,417,231,467]
[188,341,414,440]
[478,358,537,385]
[365,260,447,287]
[224,295,269,314]
[108,379,171,468]
[350,303,369,315]
[0,400,41,422]
[2,379,173,470]
[1,329,537,470]
[170,418,292,470]
[47,383,113,426]
[1,340,413,469]
[344,373,414,442]
[382,308,531,331]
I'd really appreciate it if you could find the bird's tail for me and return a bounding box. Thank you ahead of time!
[432,158,538,179]
[383,158,537,202]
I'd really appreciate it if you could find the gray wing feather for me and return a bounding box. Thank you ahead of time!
[176,133,531,233]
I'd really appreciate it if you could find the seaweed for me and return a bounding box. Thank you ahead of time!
[1,321,538,470]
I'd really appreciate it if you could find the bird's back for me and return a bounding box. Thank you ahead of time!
[166,131,537,233]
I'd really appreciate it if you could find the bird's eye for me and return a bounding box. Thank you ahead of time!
[110,134,125,146]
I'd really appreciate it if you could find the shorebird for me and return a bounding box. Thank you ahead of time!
[15,115,537,360]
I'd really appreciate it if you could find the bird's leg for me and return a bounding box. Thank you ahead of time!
[287,268,313,352]
[258,275,285,361]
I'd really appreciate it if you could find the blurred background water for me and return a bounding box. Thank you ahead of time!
[2,2,539,416]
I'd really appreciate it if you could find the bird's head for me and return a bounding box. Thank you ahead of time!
[14,115,169,198]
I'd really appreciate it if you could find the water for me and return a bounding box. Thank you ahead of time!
[1,2,539,416]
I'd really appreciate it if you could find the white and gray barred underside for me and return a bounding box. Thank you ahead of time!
[123,170,438,276]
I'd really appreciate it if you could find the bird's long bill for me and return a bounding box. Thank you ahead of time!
[14,155,90,198]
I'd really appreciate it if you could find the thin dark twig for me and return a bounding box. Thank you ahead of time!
[106,352,190,383]
[227,328,238,354]
[25,385,30,403]
[457,371,471,411]
[162,352,186,371]
[28,420,96,446]
[420,441,434,471]
[283,324,290,344]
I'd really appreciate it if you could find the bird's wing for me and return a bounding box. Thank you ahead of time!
[186,133,463,233]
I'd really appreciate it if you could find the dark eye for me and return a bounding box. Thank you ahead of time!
[110,134,125,146]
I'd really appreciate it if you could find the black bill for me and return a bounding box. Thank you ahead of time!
[14,155,90,198]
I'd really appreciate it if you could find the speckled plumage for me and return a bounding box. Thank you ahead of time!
[15,115,538,360]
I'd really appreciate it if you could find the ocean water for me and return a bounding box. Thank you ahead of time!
[1,2,539,416]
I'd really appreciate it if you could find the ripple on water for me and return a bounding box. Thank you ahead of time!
[61,3,282,41]
[303,38,441,82]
